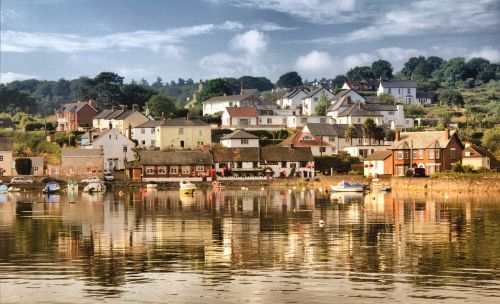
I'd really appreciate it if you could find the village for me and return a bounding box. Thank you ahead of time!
[1,78,498,187]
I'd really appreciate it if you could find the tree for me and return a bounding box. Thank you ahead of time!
[371,59,393,80]
[379,93,396,105]
[442,58,469,84]
[330,75,347,88]
[196,78,233,103]
[239,76,274,92]
[15,158,32,175]
[346,66,374,81]
[344,125,357,145]
[385,129,396,141]
[362,118,377,141]
[81,72,124,109]
[315,92,329,116]
[482,127,500,154]
[438,89,464,106]
[404,104,427,118]
[466,57,490,79]
[145,93,175,118]
[121,83,154,109]
[151,77,163,90]
[276,71,303,88]
[373,126,385,145]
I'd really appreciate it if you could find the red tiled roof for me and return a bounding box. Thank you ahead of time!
[279,132,331,148]
[225,107,258,117]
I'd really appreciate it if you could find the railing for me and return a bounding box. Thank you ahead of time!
[218,176,268,180]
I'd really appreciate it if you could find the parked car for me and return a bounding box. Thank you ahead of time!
[81,176,102,183]
[10,177,34,184]
[103,172,115,181]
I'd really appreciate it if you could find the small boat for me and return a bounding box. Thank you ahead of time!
[8,187,21,192]
[380,186,392,192]
[330,181,365,192]
[146,183,158,189]
[179,180,196,195]
[43,182,61,194]
[212,181,225,190]
[67,180,79,192]
[83,181,106,193]
[0,185,8,194]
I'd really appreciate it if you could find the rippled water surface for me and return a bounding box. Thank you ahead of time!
[0,188,499,303]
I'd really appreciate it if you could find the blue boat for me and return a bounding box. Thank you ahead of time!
[43,182,60,194]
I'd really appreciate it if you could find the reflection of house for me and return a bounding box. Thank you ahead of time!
[13,157,44,176]
[220,130,260,148]
[0,137,13,176]
[131,120,163,149]
[130,150,214,181]
[462,144,500,171]
[390,129,463,176]
[60,148,104,179]
[92,107,150,137]
[202,94,261,116]
[56,100,97,131]
[85,129,135,171]
[363,150,393,177]
[377,80,417,104]
[155,119,211,150]
[301,86,334,116]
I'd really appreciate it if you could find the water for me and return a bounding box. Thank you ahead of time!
[0,188,499,303]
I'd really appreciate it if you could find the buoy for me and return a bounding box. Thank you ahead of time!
[319,187,323,192]
[293,208,296,213]
[319,220,325,227]
[241,187,246,190]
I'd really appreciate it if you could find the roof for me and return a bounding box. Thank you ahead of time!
[304,123,339,136]
[93,109,114,119]
[416,92,433,99]
[93,109,145,121]
[57,102,96,114]
[464,145,500,168]
[283,87,309,99]
[160,118,209,127]
[213,147,260,162]
[337,103,383,117]
[363,150,392,161]
[134,120,164,128]
[364,104,397,111]
[278,132,331,148]
[303,86,331,99]
[220,130,259,140]
[203,94,258,104]
[380,80,417,88]
[62,148,103,157]
[137,150,214,166]
[391,130,460,149]
[0,137,13,151]
[262,147,314,162]
[0,118,15,129]
[225,107,258,117]
[241,89,260,96]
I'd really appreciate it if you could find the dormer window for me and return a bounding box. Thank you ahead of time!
[303,135,312,140]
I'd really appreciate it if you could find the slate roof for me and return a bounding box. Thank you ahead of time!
[225,107,258,117]
[213,147,260,162]
[304,123,339,136]
[137,150,214,166]
[220,130,259,140]
[93,109,114,119]
[0,137,13,151]
[241,89,260,96]
[416,92,433,99]
[56,102,96,113]
[93,109,144,120]
[380,80,417,88]
[262,147,314,162]
[364,104,397,111]
[391,130,459,149]
[363,150,392,161]
[62,148,103,157]
[278,132,331,148]
[337,103,383,117]
[282,87,309,99]
[0,118,15,129]
[464,145,500,168]
[303,86,331,99]
[135,120,164,128]
[160,118,208,126]
[365,96,382,104]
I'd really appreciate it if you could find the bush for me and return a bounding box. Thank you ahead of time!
[15,158,32,175]
[24,122,45,131]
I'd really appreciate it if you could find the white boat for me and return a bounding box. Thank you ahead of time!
[8,186,21,192]
[179,180,196,195]
[330,181,366,192]
[83,181,106,193]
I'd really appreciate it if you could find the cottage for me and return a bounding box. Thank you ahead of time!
[92,107,151,136]
[202,94,261,116]
[462,144,500,171]
[85,128,136,171]
[213,147,262,177]
[377,80,417,104]
[61,148,104,179]
[278,87,310,110]
[0,137,13,176]
[56,100,98,131]
[301,86,334,116]
[363,150,393,177]
[155,119,211,150]
[220,130,260,147]
[131,150,214,181]
[221,107,258,128]
[131,120,163,149]
[390,129,463,176]
[416,92,433,105]
[261,146,315,178]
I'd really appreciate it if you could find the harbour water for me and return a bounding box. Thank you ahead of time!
[0,188,499,303]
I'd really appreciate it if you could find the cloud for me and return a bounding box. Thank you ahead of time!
[256,22,295,31]
[230,29,267,56]
[219,20,244,31]
[0,9,21,23]
[295,50,334,73]
[312,0,499,44]
[431,46,500,62]
[376,47,426,62]
[0,72,39,83]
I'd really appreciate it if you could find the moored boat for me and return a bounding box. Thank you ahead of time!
[83,181,106,193]
[146,183,158,189]
[8,186,21,192]
[67,180,79,192]
[0,185,8,194]
[330,181,365,192]
[43,182,61,194]
[179,180,196,195]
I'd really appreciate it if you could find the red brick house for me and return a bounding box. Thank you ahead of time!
[56,100,97,131]
[390,129,463,176]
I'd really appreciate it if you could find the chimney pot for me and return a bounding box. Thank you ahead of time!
[395,128,400,141]
[445,128,450,140]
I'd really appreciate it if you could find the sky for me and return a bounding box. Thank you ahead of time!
[1,0,499,84]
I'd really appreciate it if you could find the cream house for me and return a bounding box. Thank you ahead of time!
[0,137,13,176]
[92,108,151,136]
[156,119,211,150]
[301,86,334,116]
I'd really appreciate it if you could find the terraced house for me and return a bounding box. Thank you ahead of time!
[155,119,211,150]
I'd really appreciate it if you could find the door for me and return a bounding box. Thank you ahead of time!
[180,140,185,148]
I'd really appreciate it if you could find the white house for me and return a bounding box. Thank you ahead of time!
[363,150,393,177]
[221,107,258,128]
[0,137,13,176]
[131,120,163,149]
[416,92,433,105]
[377,80,417,104]
[85,128,136,171]
[92,108,151,136]
[202,94,261,116]
[336,103,384,125]
[279,87,309,110]
[301,86,334,116]
[220,130,260,148]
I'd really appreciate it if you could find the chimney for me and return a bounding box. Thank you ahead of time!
[132,104,139,112]
[240,81,244,95]
[201,145,210,153]
[289,143,294,150]
[395,128,400,141]
[145,107,150,117]
[128,123,132,140]
[111,105,117,111]
[87,99,95,107]
[445,128,450,140]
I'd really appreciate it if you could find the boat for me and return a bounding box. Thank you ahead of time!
[330,181,366,192]
[67,180,79,192]
[83,181,106,193]
[43,182,61,194]
[212,181,225,190]
[179,180,196,195]
[8,187,21,192]
[146,183,158,189]
[0,185,8,194]
[380,186,392,192]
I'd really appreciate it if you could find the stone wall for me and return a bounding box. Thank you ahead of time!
[389,176,500,192]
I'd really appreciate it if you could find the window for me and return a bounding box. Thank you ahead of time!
[281,162,287,168]
[229,101,234,107]
[407,88,411,94]
[258,118,262,123]
[196,165,204,172]
[141,128,145,134]
[151,128,155,134]
[418,149,423,159]
[320,147,326,152]
[388,88,391,94]
[436,150,440,159]
[142,140,146,145]
[54,167,59,174]
[404,151,409,159]
[182,166,190,174]
[358,138,363,144]
[357,118,361,123]
[145,166,155,174]
[180,140,185,148]
[465,151,471,157]
[388,111,394,115]
[451,148,456,159]
[267,118,272,124]
[123,145,128,153]
[158,166,167,175]
[179,128,184,135]
[303,135,312,140]
[151,140,156,147]
[241,139,249,144]
[199,130,202,136]
[412,150,417,160]
[397,166,404,176]
[170,166,178,174]
[314,97,318,101]
[87,167,92,173]
[197,141,204,146]
[397,151,403,160]
[428,149,434,159]
[328,136,335,142]
[0,155,3,162]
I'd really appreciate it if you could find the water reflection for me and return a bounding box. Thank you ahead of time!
[0,188,499,303]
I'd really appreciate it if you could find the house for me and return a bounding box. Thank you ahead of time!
[0,137,13,176]
[301,86,334,116]
[130,150,214,181]
[221,107,258,128]
[462,144,500,171]
[377,80,417,104]
[342,79,379,91]
[220,130,260,148]
[241,88,260,97]
[278,87,309,110]
[390,129,463,176]
[336,102,384,125]
[202,94,262,116]
[213,147,262,177]
[363,150,393,177]
[13,157,44,176]
[155,118,211,150]
[60,148,104,179]
[416,92,433,105]
[261,146,315,178]
[0,118,16,131]
[85,128,136,171]
[92,107,151,137]
[56,100,98,131]
[131,120,163,149]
